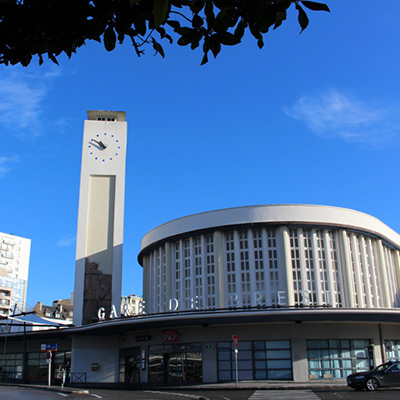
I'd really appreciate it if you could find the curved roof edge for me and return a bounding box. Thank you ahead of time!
[140,204,400,253]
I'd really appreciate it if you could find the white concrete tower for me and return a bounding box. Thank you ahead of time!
[73,110,127,326]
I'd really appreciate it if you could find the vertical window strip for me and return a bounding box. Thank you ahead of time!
[360,237,373,307]
[253,229,265,301]
[194,236,202,299]
[156,247,162,312]
[149,251,155,313]
[355,235,367,307]
[267,229,279,306]
[328,231,343,307]
[174,241,181,300]
[369,240,383,307]
[303,229,317,304]
[384,246,400,307]
[347,234,358,307]
[163,247,167,308]
[184,239,191,309]
[239,230,251,306]
[205,234,216,307]
[290,229,302,305]
[225,232,236,305]
[316,230,329,304]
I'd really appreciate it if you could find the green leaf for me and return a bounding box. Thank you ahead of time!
[152,38,165,57]
[200,52,209,65]
[209,35,221,58]
[301,1,330,12]
[216,32,241,46]
[192,14,204,29]
[153,0,169,28]
[166,20,180,30]
[295,3,309,33]
[205,0,215,29]
[104,26,116,51]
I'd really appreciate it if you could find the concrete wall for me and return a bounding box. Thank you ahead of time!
[71,336,119,383]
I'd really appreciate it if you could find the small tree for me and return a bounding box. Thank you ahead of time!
[0,0,329,66]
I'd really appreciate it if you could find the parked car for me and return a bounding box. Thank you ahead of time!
[347,361,400,391]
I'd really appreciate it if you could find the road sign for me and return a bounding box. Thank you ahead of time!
[41,343,58,351]
[232,335,240,349]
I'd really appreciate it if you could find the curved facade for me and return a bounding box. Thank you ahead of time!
[139,205,400,314]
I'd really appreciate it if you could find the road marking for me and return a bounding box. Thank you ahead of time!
[56,393,69,398]
[248,390,320,400]
[90,395,103,399]
[145,390,209,400]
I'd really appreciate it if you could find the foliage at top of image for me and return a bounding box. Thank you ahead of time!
[0,0,329,66]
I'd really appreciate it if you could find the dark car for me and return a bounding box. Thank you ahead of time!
[347,361,400,391]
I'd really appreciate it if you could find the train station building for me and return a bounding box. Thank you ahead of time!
[2,112,400,386]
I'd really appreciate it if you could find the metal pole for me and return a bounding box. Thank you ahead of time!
[23,322,27,383]
[48,351,52,387]
[235,348,238,388]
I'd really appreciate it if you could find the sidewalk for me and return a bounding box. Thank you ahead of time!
[1,379,349,394]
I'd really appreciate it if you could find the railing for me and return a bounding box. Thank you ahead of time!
[70,372,87,385]
[0,371,23,382]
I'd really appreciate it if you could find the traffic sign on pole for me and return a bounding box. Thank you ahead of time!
[232,335,239,388]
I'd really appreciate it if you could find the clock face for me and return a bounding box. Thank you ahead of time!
[88,132,121,162]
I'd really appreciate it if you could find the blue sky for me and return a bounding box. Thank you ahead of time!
[1,1,400,310]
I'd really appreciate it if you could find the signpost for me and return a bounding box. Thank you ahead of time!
[41,344,57,387]
[232,335,239,388]
[46,351,52,387]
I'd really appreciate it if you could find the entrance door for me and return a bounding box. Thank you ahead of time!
[124,355,140,383]
[119,347,141,384]
[166,352,185,383]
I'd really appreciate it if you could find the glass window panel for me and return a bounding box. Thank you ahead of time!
[268,369,292,380]
[266,350,291,359]
[238,360,253,369]
[342,349,351,358]
[307,340,328,349]
[238,351,252,360]
[341,340,350,348]
[254,351,266,360]
[255,370,266,379]
[355,359,369,369]
[238,370,253,380]
[218,371,231,380]
[266,340,291,349]
[329,340,339,348]
[218,361,231,370]
[353,340,369,348]
[308,350,320,359]
[218,351,231,360]
[354,349,367,358]
[239,342,252,350]
[267,359,292,369]
[217,342,230,349]
[255,360,266,369]
[253,341,265,350]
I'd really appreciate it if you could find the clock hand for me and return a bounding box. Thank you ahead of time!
[92,139,107,149]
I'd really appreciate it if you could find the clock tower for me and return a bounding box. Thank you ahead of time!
[73,110,127,326]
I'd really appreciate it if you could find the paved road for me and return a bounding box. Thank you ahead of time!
[2,386,400,400]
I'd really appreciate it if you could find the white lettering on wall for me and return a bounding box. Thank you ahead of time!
[190,296,200,310]
[169,298,179,312]
[277,291,286,306]
[229,293,239,307]
[96,289,334,321]
[98,307,106,321]
[253,292,263,306]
